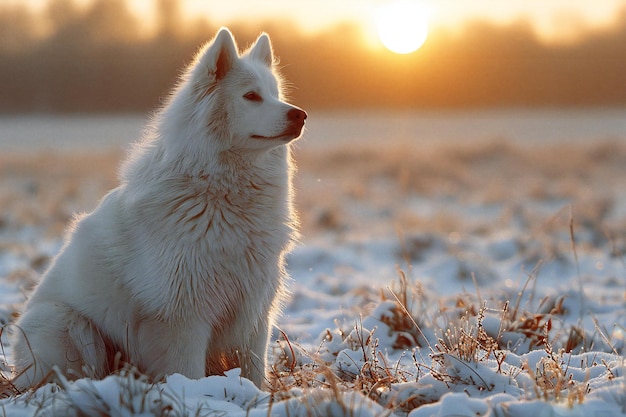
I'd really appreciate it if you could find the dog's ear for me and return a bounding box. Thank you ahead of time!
[199,28,239,82]
[248,33,273,67]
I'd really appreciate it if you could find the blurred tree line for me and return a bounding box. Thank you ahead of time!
[0,0,226,112]
[1,0,626,113]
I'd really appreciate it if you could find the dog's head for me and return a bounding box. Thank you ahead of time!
[177,28,306,152]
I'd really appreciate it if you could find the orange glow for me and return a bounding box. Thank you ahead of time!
[5,1,625,44]
[376,1,430,54]
[0,0,625,111]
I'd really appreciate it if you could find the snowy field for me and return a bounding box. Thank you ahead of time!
[1,113,625,416]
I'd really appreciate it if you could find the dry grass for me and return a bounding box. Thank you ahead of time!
[0,268,622,415]
[0,151,120,237]
[264,251,623,415]
[523,343,589,407]
[1,139,625,239]
[295,140,626,236]
[1,140,624,414]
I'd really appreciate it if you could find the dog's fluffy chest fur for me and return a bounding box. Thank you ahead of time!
[116,148,295,323]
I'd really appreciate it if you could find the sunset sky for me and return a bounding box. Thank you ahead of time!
[1,0,626,111]
[180,0,624,40]
[5,0,626,43]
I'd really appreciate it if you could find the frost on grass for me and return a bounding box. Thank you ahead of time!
[268,276,625,416]
[1,142,626,415]
[3,261,619,417]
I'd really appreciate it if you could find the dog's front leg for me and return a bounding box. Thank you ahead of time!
[240,318,270,388]
[135,319,209,381]
[11,301,107,390]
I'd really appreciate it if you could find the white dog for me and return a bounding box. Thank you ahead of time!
[11,28,306,390]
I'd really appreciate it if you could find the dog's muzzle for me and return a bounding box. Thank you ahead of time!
[286,107,307,139]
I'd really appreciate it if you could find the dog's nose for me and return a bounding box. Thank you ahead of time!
[288,108,307,123]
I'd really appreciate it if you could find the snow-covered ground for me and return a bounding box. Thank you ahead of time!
[1,115,625,416]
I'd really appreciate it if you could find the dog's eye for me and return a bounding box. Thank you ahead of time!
[243,91,263,102]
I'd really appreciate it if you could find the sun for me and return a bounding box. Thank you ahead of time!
[376,1,430,54]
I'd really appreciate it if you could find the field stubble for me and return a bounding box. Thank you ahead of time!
[1,138,625,415]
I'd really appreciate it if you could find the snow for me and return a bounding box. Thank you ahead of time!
[1,114,626,416]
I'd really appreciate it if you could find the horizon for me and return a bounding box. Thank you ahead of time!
[1,0,626,112]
